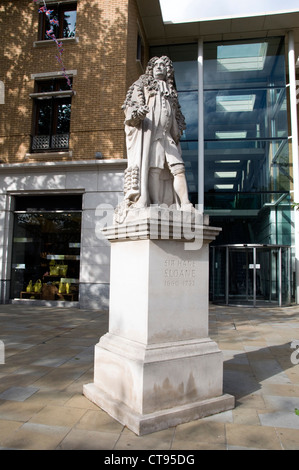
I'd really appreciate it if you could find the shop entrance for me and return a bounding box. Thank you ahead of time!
[10,195,82,303]
[211,244,292,307]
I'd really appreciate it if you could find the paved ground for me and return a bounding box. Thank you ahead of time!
[0,302,299,450]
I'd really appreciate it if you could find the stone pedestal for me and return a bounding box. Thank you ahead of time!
[83,208,234,435]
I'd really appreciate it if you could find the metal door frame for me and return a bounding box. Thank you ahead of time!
[212,244,291,307]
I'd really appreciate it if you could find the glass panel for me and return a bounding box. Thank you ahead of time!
[204,37,286,89]
[204,37,291,246]
[37,101,52,135]
[281,247,291,305]
[63,9,76,38]
[38,81,55,93]
[15,194,82,211]
[150,43,198,63]
[33,81,72,151]
[205,139,289,195]
[11,211,81,302]
[275,195,292,245]
[37,79,72,93]
[204,89,288,140]
[229,249,253,305]
[150,44,199,205]
[211,246,226,303]
[42,5,77,40]
[212,245,291,306]
[56,100,71,133]
[174,61,198,91]
[256,248,274,304]
[43,13,58,40]
[179,91,198,141]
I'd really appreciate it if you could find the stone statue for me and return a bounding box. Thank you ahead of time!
[115,56,193,222]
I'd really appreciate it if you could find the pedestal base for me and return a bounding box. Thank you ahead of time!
[83,332,234,435]
[84,382,234,436]
[83,212,234,435]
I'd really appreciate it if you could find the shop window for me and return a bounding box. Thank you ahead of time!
[10,195,82,302]
[38,2,77,40]
[31,78,73,152]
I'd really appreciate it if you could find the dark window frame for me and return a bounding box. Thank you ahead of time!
[31,78,73,153]
[38,2,77,41]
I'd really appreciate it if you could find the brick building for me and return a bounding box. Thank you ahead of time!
[0,0,298,308]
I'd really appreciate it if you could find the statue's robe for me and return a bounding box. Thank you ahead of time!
[123,78,185,208]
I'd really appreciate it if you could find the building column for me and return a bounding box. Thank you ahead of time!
[0,194,14,303]
[288,31,299,303]
[198,38,204,212]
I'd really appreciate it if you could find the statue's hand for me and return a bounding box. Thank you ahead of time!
[137,105,149,120]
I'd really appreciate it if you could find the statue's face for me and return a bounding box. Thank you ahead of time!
[153,59,167,80]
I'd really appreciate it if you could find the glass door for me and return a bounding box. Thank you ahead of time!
[228,248,253,305]
[211,244,291,307]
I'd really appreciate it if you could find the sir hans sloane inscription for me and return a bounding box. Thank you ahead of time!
[164,258,197,287]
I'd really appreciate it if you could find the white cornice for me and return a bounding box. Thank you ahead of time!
[0,159,128,174]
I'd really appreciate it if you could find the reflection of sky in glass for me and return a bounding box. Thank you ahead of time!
[174,62,198,91]
[204,88,288,140]
[204,37,286,89]
[64,10,76,37]
[217,43,268,72]
[178,91,198,140]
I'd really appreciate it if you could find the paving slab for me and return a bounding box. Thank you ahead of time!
[0,303,298,450]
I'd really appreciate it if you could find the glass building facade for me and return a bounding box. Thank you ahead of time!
[151,36,294,305]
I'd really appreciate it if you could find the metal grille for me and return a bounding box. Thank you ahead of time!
[51,134,69,149]
[31,134,69,151]
[32,135,50,150]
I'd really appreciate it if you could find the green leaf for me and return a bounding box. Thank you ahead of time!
[295,408,299,416]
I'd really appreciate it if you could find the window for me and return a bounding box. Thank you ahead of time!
[39,2,77,40]
[150,43,199,205]
[11,195,82,302]
[31,78,73,152]
[204,37,289,204]
[137,33,145,66]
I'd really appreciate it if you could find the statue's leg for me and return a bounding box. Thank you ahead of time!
[149,168,162,205]
[170,164,193,209]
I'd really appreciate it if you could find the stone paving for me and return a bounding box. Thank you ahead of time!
[0,302,299,450]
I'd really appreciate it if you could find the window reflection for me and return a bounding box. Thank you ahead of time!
[150,44,199,205]
[204,37,286,89]
[217,42,268,72]
[205,88,288,140]
[204,37,290,213]
[41,3,77,40]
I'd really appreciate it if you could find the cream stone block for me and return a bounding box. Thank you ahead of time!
[80,262,110,284]
[80,245,110,263]
[92,334,224,414]
[97,171,125,192]
[82,192,120,210]
[84,330,234,435]
[0,173,66,192]
[66,171,98,191]
[81,227,110,247]
[0,195,7,211]
[109,239,209,344]
[84,215,235,435]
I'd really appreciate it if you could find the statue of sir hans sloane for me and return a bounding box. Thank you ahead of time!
[115,56,193,223]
